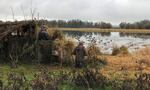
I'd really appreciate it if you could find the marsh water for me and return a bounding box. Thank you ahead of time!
[64,31,150,54]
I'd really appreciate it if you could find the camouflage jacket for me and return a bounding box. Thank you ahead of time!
[73,45,87,61]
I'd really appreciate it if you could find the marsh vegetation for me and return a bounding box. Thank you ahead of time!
[0,21,150,90]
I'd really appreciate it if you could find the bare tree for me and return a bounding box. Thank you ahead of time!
[30,0,37,20]
[10,7,15,21]
[21,5,26,20]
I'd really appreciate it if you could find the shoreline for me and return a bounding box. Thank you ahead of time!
[56,28,150,33]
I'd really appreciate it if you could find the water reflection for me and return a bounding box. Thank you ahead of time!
[63,31,150,54]
[120,33,150,39]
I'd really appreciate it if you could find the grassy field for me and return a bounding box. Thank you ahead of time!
[0,64,71,81]
[1,52,149,81]
[0,47,150,89]
[0,29,150,89]
[0,49,150,89]
[56,28,150,33]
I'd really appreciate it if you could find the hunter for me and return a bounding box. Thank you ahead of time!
[73,41,87,68]
[38,25,49,40]
[38,25,50,63]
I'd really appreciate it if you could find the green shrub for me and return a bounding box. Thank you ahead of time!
[120,46,129,55]
[112,46,129,55]
[112,47,120,55]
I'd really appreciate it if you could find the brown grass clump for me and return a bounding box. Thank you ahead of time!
[87,43,102,60]
[63,40,75,65]
[51,31,75,65]
[64,40,75,51]
[52,34,75,54]
[46,28,56,36]
[46,28,64,40]
[101,47,150,79]
[86,44,107,68]
[132,47,150,67]
[53,38,66,48]
[134,46,150,56]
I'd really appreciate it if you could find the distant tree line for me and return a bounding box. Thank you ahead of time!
[1,19,150,29]
[120,20,150,29]
[41,19,112,29]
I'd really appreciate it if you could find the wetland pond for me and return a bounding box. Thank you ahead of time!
[64,31,150,54]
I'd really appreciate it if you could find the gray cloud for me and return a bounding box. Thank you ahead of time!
[0,0,150,25]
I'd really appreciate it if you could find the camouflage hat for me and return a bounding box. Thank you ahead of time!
[41,25,46,31]
[79,41,84,45]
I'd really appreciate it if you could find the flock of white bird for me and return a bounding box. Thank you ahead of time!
[65,32,150,54]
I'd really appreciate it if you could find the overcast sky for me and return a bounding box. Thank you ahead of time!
[0,0,150,25]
